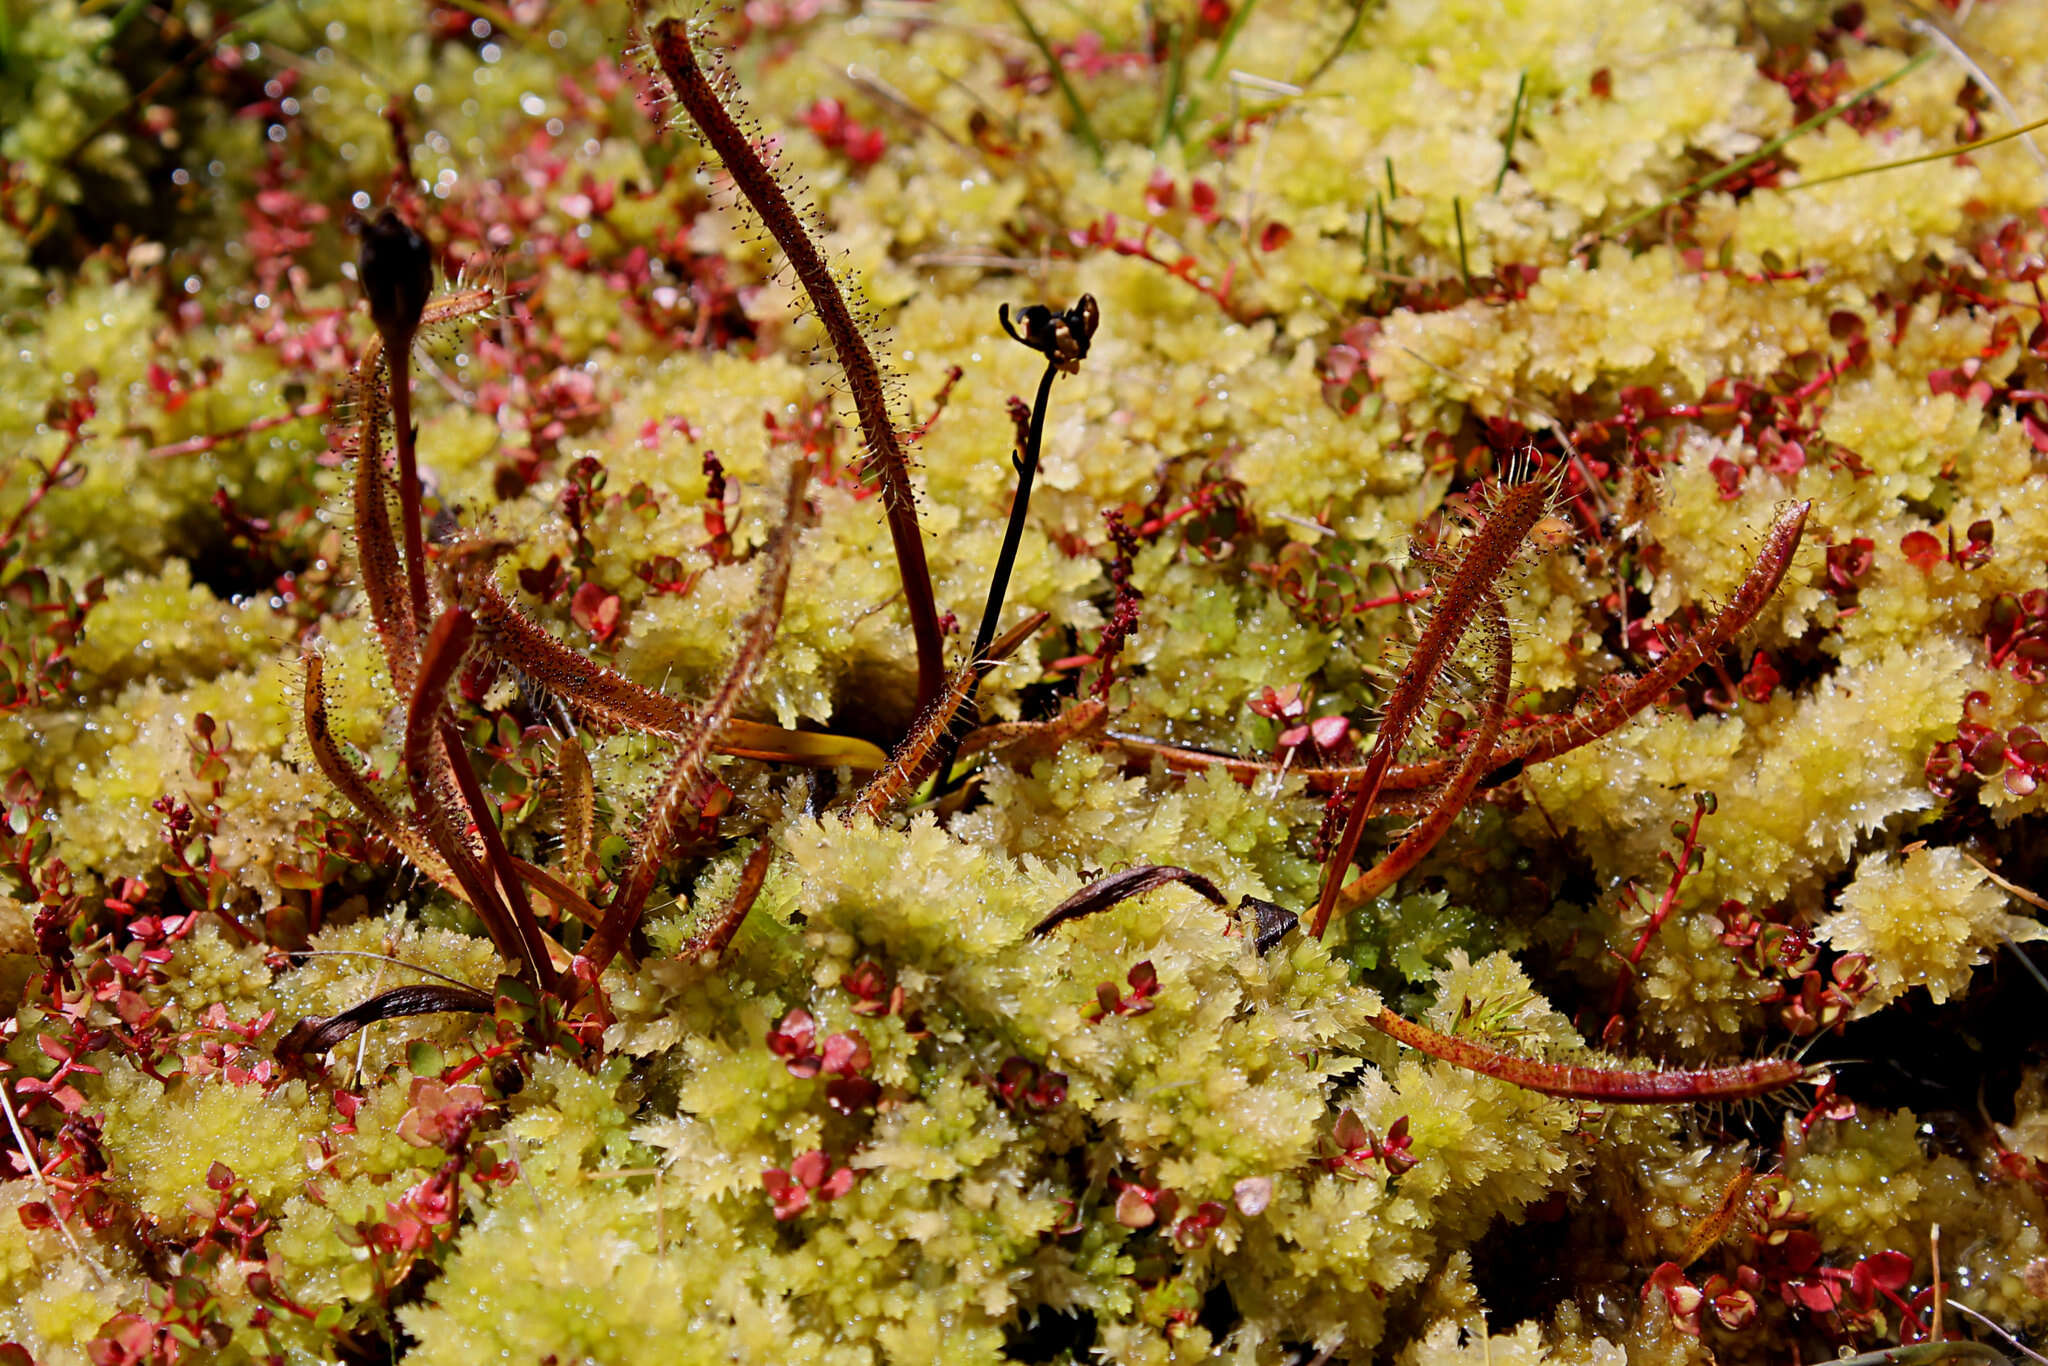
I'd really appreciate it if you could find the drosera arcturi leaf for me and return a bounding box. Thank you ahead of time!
[649,17,947,716]
[1311,470,1557,939]
[1106,500,1811,802]
[582,458,815,979]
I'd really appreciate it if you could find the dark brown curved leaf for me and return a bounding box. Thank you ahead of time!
[1031,866,1225,938]
[278,983,494,1061]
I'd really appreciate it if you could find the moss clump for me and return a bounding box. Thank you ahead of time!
[1821,846,2046,1010]
[5,0,2048,1360]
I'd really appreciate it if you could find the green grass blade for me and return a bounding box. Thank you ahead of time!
[1602,48,1934,243]
[1003,0,1103,162]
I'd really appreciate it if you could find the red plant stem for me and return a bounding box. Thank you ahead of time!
[2,425,86,551]
[1604,795,1713,1024]
[1310,478,1553,938]
[147,399,330,460]
[340,283,493,695]
[906,364,964,443]
[1369,1008,1809,1102]
[404,609,538,985]
[651,19,945,715]
[1071,217,1240,317]
[1332,593,1511,913]
[1350,584,1434,614]
[1791,351,1856,403]
[389,345,432,632]
[1629,801,1710,965]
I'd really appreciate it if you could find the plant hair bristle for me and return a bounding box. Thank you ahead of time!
[1333,591,1513,913]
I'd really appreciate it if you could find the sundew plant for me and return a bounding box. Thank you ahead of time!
[3,0,2048,1362]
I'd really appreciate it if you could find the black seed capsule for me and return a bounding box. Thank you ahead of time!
[353,207,434,342]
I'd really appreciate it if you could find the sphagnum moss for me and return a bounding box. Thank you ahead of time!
[4,0,2048,1362]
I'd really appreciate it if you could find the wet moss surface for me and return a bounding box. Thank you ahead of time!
[3,0,2048,1361]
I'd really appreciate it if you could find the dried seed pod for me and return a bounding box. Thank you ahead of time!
[352,207,435,344]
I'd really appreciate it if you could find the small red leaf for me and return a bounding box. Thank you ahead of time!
[569,582,621,643]
[1900,529,1943,571]
[2024,413,2048,454]
[1863,1249,1913,1293]
[790,1149,829,1189]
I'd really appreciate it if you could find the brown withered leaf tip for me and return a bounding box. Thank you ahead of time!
[1238,896,1300,955]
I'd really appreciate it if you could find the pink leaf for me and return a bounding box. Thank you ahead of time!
[790,1149,830,1189]
[2024,413,2048,454]
[1309,715,1350,749]
[1900,529,1943,571]
[570,582,621,643]
[819,1031,871,1077]
[1115,1185,1157,1228]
